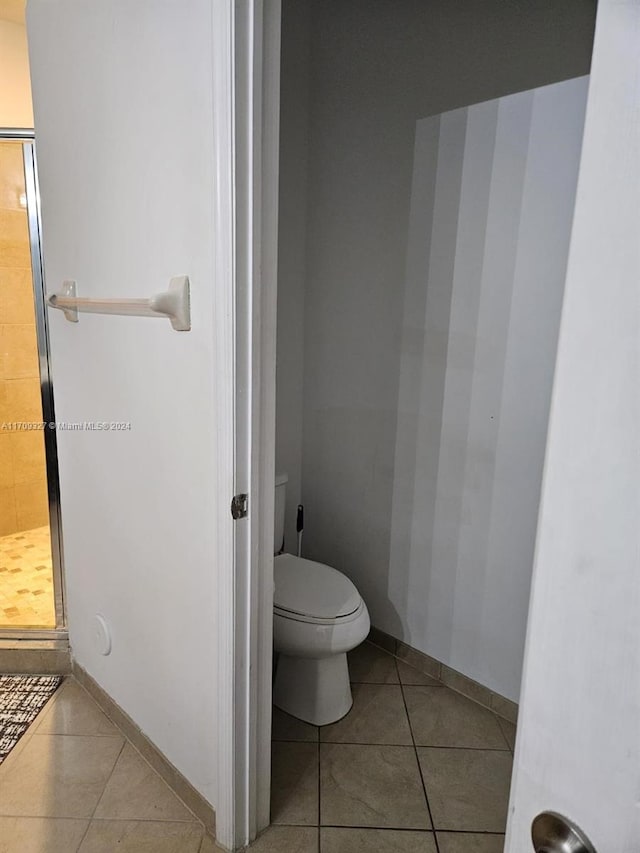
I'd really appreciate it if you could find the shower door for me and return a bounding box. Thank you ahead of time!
[0,130,65,636]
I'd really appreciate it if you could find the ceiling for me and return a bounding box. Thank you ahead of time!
[0,0,26,25]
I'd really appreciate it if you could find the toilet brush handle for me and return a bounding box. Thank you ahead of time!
[296,505,304,558]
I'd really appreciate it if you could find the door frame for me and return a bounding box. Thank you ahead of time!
[0,128,66,640]
[235,0,282,840]
[218,1,281,849]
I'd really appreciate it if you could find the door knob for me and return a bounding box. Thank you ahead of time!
[532,812,597,853]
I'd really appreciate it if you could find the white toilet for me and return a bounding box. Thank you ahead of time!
[273,474,370,726]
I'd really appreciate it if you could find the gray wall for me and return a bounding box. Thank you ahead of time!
[388,79,588,701]
[275,0,310,551]
[277,0,596,700]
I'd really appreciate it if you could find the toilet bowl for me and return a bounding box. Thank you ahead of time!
[273,476,370,726]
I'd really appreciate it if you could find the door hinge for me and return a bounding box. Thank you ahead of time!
[231,493,248,520]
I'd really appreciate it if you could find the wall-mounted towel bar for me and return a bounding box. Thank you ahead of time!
[46,276,191,331]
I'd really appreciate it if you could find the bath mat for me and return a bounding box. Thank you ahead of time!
[0,675,62,764]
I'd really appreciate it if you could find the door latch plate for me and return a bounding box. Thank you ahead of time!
[231,493,248,520]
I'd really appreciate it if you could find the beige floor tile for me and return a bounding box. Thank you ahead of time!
[248,825,318,852]
[404,687,508,749]
[78,819,203,852]
[35,681,120,738]
[198,835,218,853]
[321,827,436,852]
[417,749,512,832]
[320,743,430,829]
[271,742,318,826]
[437,832,505,852]
[0,734,124,818]
[320,683,412,745]
[0,816,89,853]
[497,718,516,751]
[272,707,319,742]
[348,642,399,684]
[93,743,195,822]
[397,661,440,686]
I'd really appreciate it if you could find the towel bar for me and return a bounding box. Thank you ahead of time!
[46,276,191,331]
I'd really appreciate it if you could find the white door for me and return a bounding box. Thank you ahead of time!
[25,2,273,850]
[506,1,640,851]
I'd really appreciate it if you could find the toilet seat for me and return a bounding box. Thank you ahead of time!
[274,553,361,622]
[274,598,367,626]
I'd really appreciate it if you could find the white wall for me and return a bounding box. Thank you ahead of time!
[388,79,588,701]
[27,0,234,811]
[0,18,33,127]
[278,0,596,702]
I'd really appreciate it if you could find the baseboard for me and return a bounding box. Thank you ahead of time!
[0,640,71,675]
[368,626,519,724]
[72,661,217,841]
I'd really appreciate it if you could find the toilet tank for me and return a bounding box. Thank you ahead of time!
[274,473,288,553]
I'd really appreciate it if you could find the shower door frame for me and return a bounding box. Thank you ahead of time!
[0,128,66,639]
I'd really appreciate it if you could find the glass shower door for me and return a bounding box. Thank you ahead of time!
[0,134,64,633]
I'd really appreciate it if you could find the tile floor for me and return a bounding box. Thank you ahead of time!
[0,642,515,852]
[0,678,211,852]
[261,641,516,852]
[0,526,55,628]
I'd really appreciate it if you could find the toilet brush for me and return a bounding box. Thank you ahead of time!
[296,504,304,557]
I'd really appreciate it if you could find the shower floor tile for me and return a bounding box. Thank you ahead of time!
[0,526,55,628]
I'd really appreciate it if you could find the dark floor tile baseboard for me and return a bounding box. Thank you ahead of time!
[367,626,518,724]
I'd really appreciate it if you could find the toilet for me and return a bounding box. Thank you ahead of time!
[273,474,370,726]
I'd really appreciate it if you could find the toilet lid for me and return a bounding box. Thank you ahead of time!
[274,554,362,620]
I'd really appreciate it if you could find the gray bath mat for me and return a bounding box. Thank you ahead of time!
[0,675,62,764]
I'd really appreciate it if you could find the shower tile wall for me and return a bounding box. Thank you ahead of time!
[0,142,49,538]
